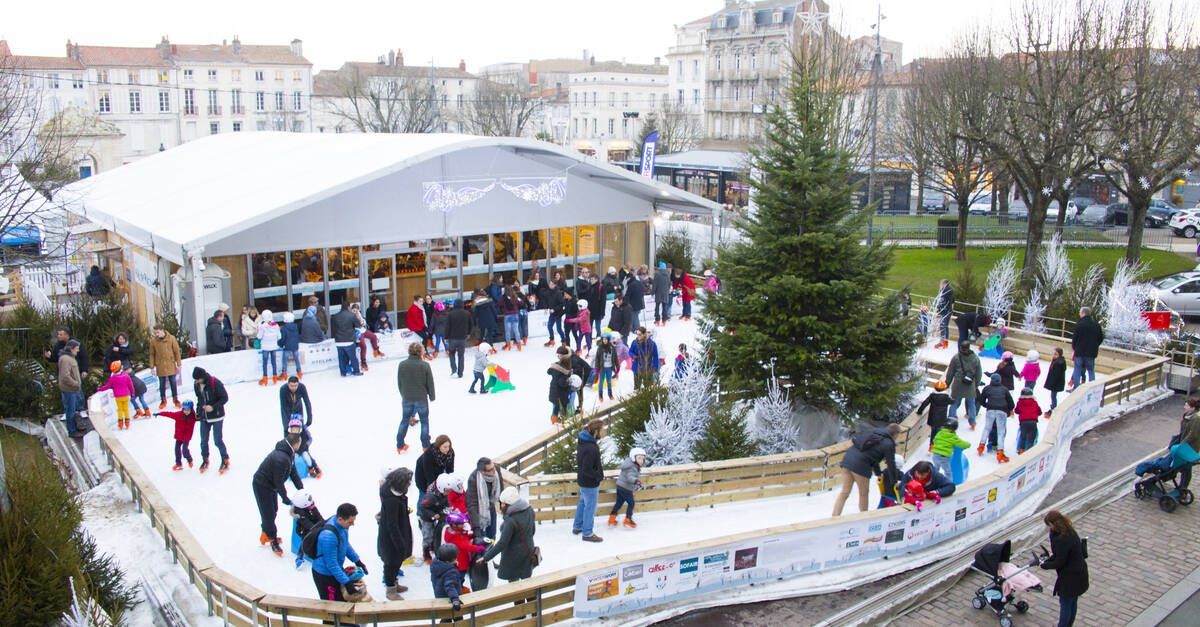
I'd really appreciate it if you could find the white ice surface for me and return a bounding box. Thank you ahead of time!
[101,318,1094,605]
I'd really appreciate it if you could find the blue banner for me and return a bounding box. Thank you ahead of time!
[640,131,658,178]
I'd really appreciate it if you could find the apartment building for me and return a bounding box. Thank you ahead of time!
[567,60,669,161]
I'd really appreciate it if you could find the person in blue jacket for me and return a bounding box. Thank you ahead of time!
[628,326,660,390]
[279,312,302,378]
[312,503,368,602]
[431,543,465,612]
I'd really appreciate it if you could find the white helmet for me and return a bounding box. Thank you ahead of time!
[630,447,646,461]
[293,490,313,509]
[569,374,583,389]
[577,299,588,310]
[436,473,464,493]
[479,343,493,353]
[260,309,273,321]
[1027,349,1039,361]
[283,311,296,324]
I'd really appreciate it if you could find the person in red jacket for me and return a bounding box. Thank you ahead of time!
[406,295,431,358]
[442,511,487,592]
[1014,387,1043,454]
[671,268,697,321]
[156,401,199,470]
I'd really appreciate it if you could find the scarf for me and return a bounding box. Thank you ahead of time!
[434,449,454,473]
[473,471,500,531]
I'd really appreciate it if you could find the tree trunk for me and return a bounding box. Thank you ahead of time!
[914,172,925,216]
[955,194,970,261]
[1126,194,1150,264]
[998,178,1011,227]
[1054,190,1070,236]
[1022,199,1050,284]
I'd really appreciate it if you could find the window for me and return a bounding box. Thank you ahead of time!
[749,84,756,101]
[456,94,463,108]
[183,88,196,115]
[158,70,170,83]
[458,79,463,86]
[735,52,741,71]
[715,53,722,71]
[128,90,142,112]
[208,89,219,114]
[210,122,219,134]
[274,91,284,110]
[693,88,701,105]
[714,85,722,103]
[677,89,684,105]
[231,69,241,82]
[441,94,448,107]
[591,91,597,106]
[232,121,242,132]
[607,118,614,135]
[231,89,242,114]
[608,92,615,107]
[255,91,265,112]
[718,15,728,28]
[254,70,264,81]
[293,91,302,111]
[126,69,138,84]
[291,119,304,132]
[662,93,670,107]
[591,118,597,134]
[750,50,757,69]
[274,70,284,81]
[621,117,629,138]
[97,69,109,84]
[623,92,630,107]
[692,59,699,78]
[49,73,60,89]
[769,48,779,68]
[677,60,683,76]
[72,74,84,89]
[158,89,170,112]
[292,70,302,81]
[97,92,111,114]
[256,120,267,131]
[207,69,217,81]
[773,9,783,24]
[183,69,193,81]
[572,118,578,136]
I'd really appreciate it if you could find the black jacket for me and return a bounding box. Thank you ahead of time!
[593,341,620,372]
[937,285,954,316]
[280,384,313,427]
[956,312,987,338]
[365,303,386,333]
[576,430,603,488]
[841,428,897,478]
[473,298,499,329]
[547,362,573,411]
[1044,356,1067,393]
[608,302,633,336]
[587,283,607,319]
[979,382,1014,412]
[376,485,414,564]
[1071,315,1104,359]
[193,370,228,422]
[1041,530,1089,598]
[917,392,952,428]
[330,309,357,343]
[414,448,454,497]
[50,339,90,374]
[105,342,133,371]
[252,440,304,500]
[206,318,229,353]
[900,467,957,499]
[625,278,645,312]
[446,301,473,341]
[991,360,1018,391]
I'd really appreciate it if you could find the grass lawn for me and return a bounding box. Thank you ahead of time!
[883,247,1196,297]
[866,215,1109,242]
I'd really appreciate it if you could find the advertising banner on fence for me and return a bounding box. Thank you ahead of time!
[572,382,1103,618]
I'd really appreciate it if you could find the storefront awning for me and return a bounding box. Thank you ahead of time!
[571,140,594,151]
[606,141,634,152]
[57,133,721,265]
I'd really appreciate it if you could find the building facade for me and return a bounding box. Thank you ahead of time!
[567,61,669,161]
[666,19,708,130]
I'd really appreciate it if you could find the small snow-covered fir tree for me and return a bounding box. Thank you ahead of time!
[632,355,716,465]
[1022,283,1047,334]
[1104,259,1151,348]
[883,351,928,424]
[753,378,801,455]
[633,406,692,466]
[984,252,1018,323]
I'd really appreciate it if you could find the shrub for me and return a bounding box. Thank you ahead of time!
[655,229,695,274]
[693,398,758,462]
[607,384,667,458]
[953,264,984,314]
[540,411,584,475]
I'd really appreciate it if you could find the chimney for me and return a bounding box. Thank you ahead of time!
[396,49,404,67]
[387,50,395,66]
[232,36,241,55]
[222,39,227,46]
[654,56,661,65]
[589,56,595,66]
[583,49,589,62]
[290,38,303,57]
[459,59,466,72]
[65,39,73,58]
[157,36,171,59]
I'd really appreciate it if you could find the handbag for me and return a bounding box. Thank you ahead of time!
[517,519,542,568]
[253,338,261,349]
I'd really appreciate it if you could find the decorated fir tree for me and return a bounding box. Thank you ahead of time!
[632,356,716,464]
[751,378,801,456]
[702,39,918,423]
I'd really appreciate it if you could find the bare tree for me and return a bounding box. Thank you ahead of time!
[462,76,542,137]
[899,51,993,261]
[327,66,440,134]
[1093,0,1200,263]
[648,100,703,155]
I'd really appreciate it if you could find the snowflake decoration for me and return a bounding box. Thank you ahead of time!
[1139,176,1151,190]
[1063,177,1073,190]
[1185,169,1193,178]
[1041,186,1053,196]
[422,180,497,212]
[499,177,568,208]
[796,1,828,36]
[1194,143,1200,153]
[1121,142,1131,153]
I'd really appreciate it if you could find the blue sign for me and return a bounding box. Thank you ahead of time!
[640,131,659,178]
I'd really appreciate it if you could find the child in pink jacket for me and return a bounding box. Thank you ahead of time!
[566,300,593,356]
[97,361,135,430]
[1020,350,1042,389]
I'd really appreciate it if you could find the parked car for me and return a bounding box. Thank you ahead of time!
[1107,200,1178,228]
[920,193,946,212]
[1150,272,1200,316]
[967,194,993,215]
[1076,204,1109,226]
[1171,209,1200,238]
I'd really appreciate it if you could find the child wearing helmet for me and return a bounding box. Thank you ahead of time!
[417,473,466,565]
[989,351,1019,391]
[608,448,646,529]
[470,344,494,394]
[442,511,487,592]
[918,380,954,446]
[1020,349,1042,389]
[430,300,449,359]
[286,417,322,479]
[155,401,199,470]
[289,490,324,568]
[97,360,135,429]
[565,300,592,356]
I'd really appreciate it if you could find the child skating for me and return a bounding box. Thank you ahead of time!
[289,490,323,568]
[566,299,592,356]
[430,544,465,613]
[978,373,1015,463]
[608,447,645,529]
[592,334,620,403]
[918,380,953,447]
[442,511,487,592]
[1014,387,1043,454]
[930,419,969,479]
[1044,347,1066,418]
[1020,349,1041,389]
[156,401,199,470]
[127,366,151,419]
[469,344,495,394]
[286,417,323,479]
[97,361,135,429]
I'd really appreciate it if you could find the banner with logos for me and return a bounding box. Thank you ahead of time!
[640,131,659,179]
[572,381,1103,618]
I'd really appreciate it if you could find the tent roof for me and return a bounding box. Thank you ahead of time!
[59,133,718,265]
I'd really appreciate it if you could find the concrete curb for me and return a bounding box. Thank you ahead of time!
[1126,565,1200,627]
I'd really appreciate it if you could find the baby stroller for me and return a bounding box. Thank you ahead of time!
[969,540,1043,627]
[1134,443,1199,513]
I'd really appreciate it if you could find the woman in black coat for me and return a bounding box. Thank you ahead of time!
[414,434,455,502]
[106,333,134,371]
[377,467,414,601]
[1038,509,1089,627]
[1044,347,1067,417]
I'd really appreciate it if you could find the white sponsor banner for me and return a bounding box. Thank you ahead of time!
[573,379,1103,618]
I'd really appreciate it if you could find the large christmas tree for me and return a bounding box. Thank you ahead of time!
[703,40,918,423]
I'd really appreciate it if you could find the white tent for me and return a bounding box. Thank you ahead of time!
[58,132,719,265]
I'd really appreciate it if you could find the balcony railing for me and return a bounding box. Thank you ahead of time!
[207,106,221,116]
[231,105,245,115]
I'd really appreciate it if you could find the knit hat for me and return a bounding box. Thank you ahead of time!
[192,367,208,380]
[283,311,295,323]
[260,309,273,321]
[1001,351,1013,361]
[658,261,667,269]
[1020,387,1034,397]
[1027,349,1039,361]
[990,373,1001,384]
[933,380,948,391]
[499,486,520,505]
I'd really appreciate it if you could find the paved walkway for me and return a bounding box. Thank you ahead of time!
[659,394,1190,626]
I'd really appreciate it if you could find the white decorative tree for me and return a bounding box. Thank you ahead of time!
[634,406,693,466]
[633,355,716,465]
[1070,263,1107,321]
[1022,283,1047,334]
[984,252,1019,323]
[752,378,801,455]
[1104,259,1151,348]
[1037,233,1072,299]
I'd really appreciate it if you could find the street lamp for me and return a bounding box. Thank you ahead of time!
[866,4,886,247]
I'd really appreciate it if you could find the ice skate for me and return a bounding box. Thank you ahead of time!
[1043,411,1052,419]
[219,458,230,474]
[260,531,271,545]
[374,349,385,358]
[607,514,618,527]
[543,339,556,347]
[502,342,511,351]
[360,360,369,372]
[996,450,1010,463]
[258,376,269,386]
[977,443,985,456]
[431,351,439,358]
[397,444,410,454]
[199,459,210,473]
[187,459,193,468]
[269,537,284,557]
[296,371,303,380]
[172,463,183,471]
[158,400,167,410]
[582,535,603,543]
[623,517,637,529]
[309,465,323,479]
[173,399,182,408]
[514,342,522,351]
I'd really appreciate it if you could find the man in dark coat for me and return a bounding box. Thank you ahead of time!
[378,467,414,600]
[624,270,645,323]
[1070,306,1104,388]
[955,312,992,343]
[478,486,536,583]
[396,342,436,453]
[330,307,361,376]
[445,299,472,377]
[472,292,500,345]
[587,276,607,339]
[279,376,313,432]
[832,424,900,516]
[193,367,230,473]
[206,310,230,354]
[251,433,304,556]
[573,419,604,542]
[46,326,89,376]
[607,295,634,346]
[547,354,574,423]
[85,265,111,296]
[652,262,672,325]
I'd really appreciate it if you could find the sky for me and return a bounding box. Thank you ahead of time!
[0,0,1164,72]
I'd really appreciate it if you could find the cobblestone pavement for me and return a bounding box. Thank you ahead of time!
[659,395,1189,626]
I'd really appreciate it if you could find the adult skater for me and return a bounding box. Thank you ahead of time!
[466,457,504,542]
[573,419,605,542]
[607,294,634,346]
[378,468,413,601]
[149,324,181,409]
[446,299,473,378]
[831,424,900,516]
[624,268,646,326]
[279,376,313,433]
[1069,306,1104,388]
[652,262,672,325]
[396,342,436,454]
[547,351,574,425]
[252,432,304,556]
[312,503,368,603]
[299,305,326,343]
[193,367,230,474]
[331,305,362,376]
[414,435,455,505]
[206,308,230,354]
[629,326,661,390]
[945,340,983,427]
[476,486,536,584]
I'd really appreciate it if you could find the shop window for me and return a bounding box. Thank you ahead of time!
[491,231,520,283]
[549,227,576,288]
[600,223,626,275]
[576,225,600,279]
[461,235,491,296]
[627,221,649,269]
[290,249,325,311]
[428,238,460,299]
[326,246,360,310]
[520,229,548,283]
[251,251,288,314]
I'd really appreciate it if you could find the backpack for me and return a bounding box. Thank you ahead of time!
[301,522,338,560]
[853,430,887,452]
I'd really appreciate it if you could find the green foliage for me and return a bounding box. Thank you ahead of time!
[607,384,667,458]
[156,297,191,352]
[655,229,695,275]
[0,338,53,420]
[953,264,984,314]
[540,409,583,476]
[703,45,919,424]
[693,399,758,462]
[0,429,139,623]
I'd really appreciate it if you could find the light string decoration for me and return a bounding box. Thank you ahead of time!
[423,176,568,212]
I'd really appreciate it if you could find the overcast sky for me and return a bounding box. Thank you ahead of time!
[0,0,1175,72]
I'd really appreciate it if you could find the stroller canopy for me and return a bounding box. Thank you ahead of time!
[973,540,1013,576]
